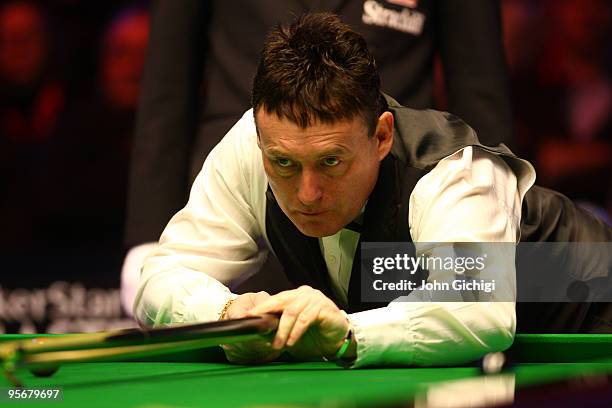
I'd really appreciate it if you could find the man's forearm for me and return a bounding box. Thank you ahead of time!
[347,301,515,368]
[134,267,236,327]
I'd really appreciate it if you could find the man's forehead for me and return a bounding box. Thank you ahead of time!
[254,108,368,140]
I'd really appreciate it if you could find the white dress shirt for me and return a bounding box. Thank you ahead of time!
[133,109,536,367]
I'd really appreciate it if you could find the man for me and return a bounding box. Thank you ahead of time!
[134,13,610,367]
[123,1,515,301]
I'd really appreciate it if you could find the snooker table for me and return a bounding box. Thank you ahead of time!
[2,334,612,408]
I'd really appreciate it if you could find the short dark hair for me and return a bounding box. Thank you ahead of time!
[252,12,387,135]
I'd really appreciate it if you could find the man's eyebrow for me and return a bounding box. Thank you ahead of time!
[264,148,289,157]
[317,147,349,156]
[265,146,349,157]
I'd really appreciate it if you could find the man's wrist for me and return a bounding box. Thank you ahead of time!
[219,298,235,320]
[324,324,357,365]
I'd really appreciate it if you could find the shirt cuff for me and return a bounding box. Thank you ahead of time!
[346,306,415,368]
[122,242,159,317]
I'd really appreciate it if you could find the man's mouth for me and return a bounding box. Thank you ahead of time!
[296,210,325,216]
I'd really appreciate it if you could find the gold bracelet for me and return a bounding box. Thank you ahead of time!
[219,298,235,321]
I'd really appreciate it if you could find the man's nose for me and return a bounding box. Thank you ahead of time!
[296,169,322,206]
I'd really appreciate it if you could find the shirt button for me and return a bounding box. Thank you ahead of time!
[330,255,337,264]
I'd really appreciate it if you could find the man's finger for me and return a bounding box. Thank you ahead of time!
[253,291,271,305]
[250,286,316,315]
[272,299,308,349]
[248,291,294,315]
[222,338,275,364]
[226,303,250,319]
[286,305,318,347]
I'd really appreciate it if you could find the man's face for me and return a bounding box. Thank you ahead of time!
[256,109,393,237]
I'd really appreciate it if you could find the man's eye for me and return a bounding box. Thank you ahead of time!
[276,158,294,167]
[323,157,340,166]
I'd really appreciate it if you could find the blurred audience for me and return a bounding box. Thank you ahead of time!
[42,5,150,247]
[99,6,149,110]
[0,0,65,247]
[0,0,63,142]
[0,0,610,249]
[43,0,135,98]
[503,0,612,220]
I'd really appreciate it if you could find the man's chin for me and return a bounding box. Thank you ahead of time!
[292,219,342,238]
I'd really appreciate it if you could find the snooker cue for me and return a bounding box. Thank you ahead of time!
[1,314,279,385]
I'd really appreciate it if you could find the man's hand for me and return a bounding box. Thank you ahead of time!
[220,292,282,364]
[248,285,350,360]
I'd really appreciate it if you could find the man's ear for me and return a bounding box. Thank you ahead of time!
[374,111,394,160]
[254,108,262,149]
[255,124,263,150]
